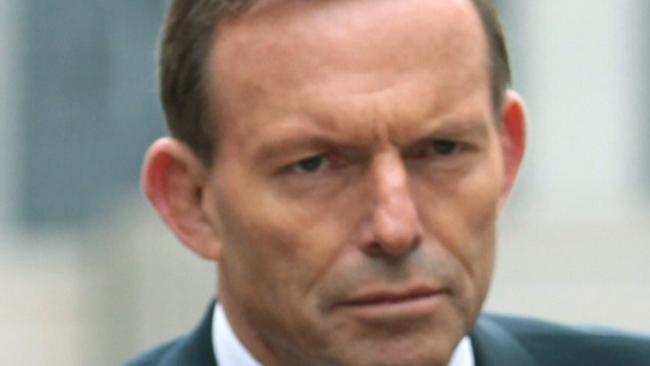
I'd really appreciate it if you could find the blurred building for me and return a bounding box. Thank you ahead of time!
[0,1,648,365]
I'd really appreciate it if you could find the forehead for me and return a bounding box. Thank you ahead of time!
[208,0,490,145]
[214,0,485,83]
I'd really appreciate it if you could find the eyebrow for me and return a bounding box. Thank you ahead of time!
[426,119,490,141]
[252,132,335,162]
[248,113,358,161]
[250,117,492,161]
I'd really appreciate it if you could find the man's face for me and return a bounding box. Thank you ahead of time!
[204,0,509,364]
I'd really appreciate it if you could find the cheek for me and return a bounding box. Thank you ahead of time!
[216,174,354,299]
[416,162,502,284]
[215,174,361,350]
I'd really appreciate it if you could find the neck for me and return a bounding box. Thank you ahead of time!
[217,277,286,365]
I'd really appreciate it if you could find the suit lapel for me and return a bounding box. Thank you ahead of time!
[164,300,218,366]
[470,315,539,366]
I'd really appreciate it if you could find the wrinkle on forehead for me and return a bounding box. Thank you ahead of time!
[209,0,491,154]
[286,81,488,148]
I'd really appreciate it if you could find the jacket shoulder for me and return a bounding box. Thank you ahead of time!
[123,336,191,366]
[480,313,650,366]
[122,300,218,366]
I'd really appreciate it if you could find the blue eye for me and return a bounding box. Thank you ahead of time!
[431,140,460,155]
[291,156,328,173]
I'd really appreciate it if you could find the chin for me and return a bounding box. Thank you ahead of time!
[312,320,463,366]
[330,341,455,366]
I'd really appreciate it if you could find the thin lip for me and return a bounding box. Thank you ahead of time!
[335,285,449,308]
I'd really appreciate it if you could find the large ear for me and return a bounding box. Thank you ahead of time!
[498,90,527,209]
[142,137,222,261]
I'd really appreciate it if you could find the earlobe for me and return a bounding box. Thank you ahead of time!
[498,90,527,209]
[142,137,223,261]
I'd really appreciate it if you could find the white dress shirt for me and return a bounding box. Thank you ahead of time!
[213,303,475,366]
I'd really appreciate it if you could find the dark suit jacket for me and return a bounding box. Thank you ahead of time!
[124,301,650,366]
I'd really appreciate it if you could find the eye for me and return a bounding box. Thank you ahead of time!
[405,139,466,161]
[431,139,461,156]
[290,155,329,174]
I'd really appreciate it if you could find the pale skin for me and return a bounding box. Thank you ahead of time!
[143,0,526,365]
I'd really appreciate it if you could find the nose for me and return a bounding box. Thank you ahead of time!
[363,152,422,258]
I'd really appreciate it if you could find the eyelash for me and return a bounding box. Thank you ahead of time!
[405,139,466,160]
[283,138,470,176]
[289,155,330,174]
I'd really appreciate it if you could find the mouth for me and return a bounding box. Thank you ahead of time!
[334,286,449,321]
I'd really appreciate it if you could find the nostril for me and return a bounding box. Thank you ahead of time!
[364,207,422,258]
[363,234,421,258]
[364,241,388,258]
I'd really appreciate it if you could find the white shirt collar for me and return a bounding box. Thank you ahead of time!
[213,302,475,366]
[214,303,262,366]
[450,336,475,366]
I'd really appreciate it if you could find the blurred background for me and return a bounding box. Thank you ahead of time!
[1,0,648,365]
